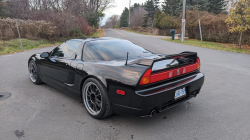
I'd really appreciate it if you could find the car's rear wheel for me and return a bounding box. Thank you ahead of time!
[82,78,113,119]
[29,60,42,85]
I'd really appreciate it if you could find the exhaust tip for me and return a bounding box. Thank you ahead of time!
[193,90,199,97]
[150,110,156,117]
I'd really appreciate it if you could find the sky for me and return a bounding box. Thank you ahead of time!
[101,0,164,25]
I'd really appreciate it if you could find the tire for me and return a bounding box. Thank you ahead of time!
[28,60,42,85]
[82,78,113,119]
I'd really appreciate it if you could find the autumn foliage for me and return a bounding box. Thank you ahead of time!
[225,0,250,48]
[0,18,59,40]
[181,10,250,45]
[0,15,95,41]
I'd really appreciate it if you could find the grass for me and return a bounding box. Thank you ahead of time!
[164,39,250,55]
[0,39,64,55]
[122,28,250,55]
[92,29,105,37]
[0,29,105,55]
[120,28,170,36]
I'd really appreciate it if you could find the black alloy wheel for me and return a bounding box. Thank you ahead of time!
[82,78,113,119]
[28,60,42,85]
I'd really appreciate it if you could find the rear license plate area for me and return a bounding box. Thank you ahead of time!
[174,87,186,100]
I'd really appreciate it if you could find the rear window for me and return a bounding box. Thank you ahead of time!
[83,40,154,61]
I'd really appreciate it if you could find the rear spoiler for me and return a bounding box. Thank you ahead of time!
[137,51,200,85]
[154,51,197,63]
[129,51,198,72]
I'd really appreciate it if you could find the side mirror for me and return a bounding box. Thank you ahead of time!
[40,52,49,58]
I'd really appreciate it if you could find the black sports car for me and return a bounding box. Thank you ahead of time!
[28,37,205,119]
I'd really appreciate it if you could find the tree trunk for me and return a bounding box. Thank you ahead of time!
[239,31,243,49]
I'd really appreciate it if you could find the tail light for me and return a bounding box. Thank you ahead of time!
[139,58,200,86]
[197,57,200,69]
[139,68,152,85]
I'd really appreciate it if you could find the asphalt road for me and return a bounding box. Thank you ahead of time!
[1,29,250,140]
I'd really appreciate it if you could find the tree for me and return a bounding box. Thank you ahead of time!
[186,0,209,11]
[4,0,114,27]
[225,0,238,11]
[0,0,6,18]
[162,0,181,17]
[163,0,209,17]
[131,6,147,27]
[163,0,226,17]
[5,0,30,19]
[142,16,149,27]
[154,10,178,29]
[208,0,226,14]
[87,11,105,27]
[225,0,250,48]
[130,3,141,12]
[120,7,129,27]
[103,15,120,28]
[110,15,120,27]
[144,0,159,27]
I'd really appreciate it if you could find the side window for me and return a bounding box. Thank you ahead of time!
[50,40,81,59]
[50,44,67,58]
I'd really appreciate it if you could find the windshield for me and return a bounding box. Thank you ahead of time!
[83,40,154,61]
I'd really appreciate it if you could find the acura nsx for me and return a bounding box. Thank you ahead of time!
[28,37,205,119]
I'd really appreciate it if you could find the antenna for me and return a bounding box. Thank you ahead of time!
[125,52,129,66]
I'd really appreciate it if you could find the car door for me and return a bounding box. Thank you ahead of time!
[39,40,81,91]
[63,42,86,99]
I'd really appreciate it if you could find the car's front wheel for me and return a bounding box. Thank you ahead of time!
[28,60,42,85]
[82,78,113,119]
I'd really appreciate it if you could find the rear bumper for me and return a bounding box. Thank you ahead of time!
[112,73,205,117]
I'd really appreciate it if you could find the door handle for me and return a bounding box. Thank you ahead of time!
[64,83,74,87]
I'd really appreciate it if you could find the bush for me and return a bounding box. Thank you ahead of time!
[0,13,95,41]
[0,18,59,40]
[3,25,15,40]
[130,26,160,35]
[113,25,120,28]
[154,10,179,29]
[181,10,250,45]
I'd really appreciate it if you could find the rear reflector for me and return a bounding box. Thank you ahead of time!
[116,90,125,95]
[139,57,200,85]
